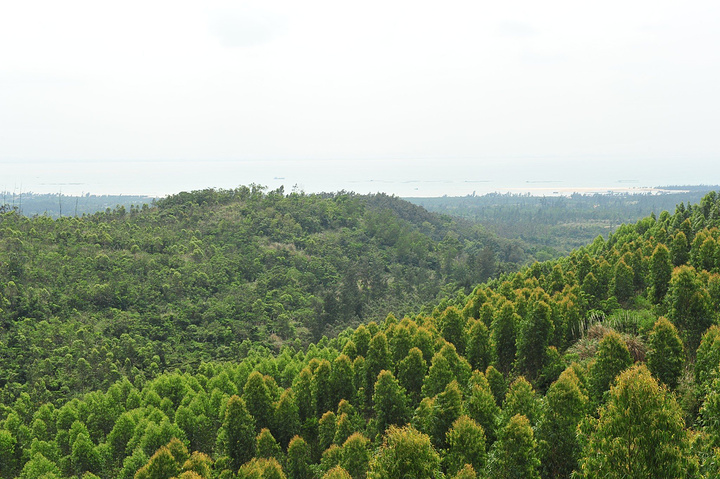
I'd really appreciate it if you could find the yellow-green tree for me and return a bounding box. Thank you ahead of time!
[587,331,631,404]
[537,367,588,478]
[578,365,691,478]
[443,415,486,476]
[367,426,440,479]
[485,414,540,479]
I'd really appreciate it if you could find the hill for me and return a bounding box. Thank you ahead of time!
[1,190,720,477]
[0,186,533,407]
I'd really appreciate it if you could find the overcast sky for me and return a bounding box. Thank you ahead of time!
[1,0,719,192]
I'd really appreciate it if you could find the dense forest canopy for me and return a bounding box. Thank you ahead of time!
[0,186,530,407]
[3,188,720,478]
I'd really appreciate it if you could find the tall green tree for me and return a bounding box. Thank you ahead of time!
[367,426,440,479]
[293,368,314,423]
[372,370,410,437]
[438,306,466,354]
[612,260,634,302]
[313,360,334,416]
[330,355,355,409]
[244,371,273,433]
[443,415,486,476]
[696,325,720,390]
[646,317,684,389]
[339,432,370,479]
[587,331,632,404]
[397,347,427,406]
[257,428,283,462]
[667,265,713,351]
[671,231,690,266]
[466,319,492,373]
[222,395,256,471]
[464,373,500,445]
[365,332,391,399]
[501,377,540,427]
[516,301,554,380]
[274,388,300,450]
[429,380,464,449]
[286,436,311,479]
[578,365,691,478]
[318,411,337,456]
[650,243,673,303]
[485,414,540,479]
[491,301,518,374]
[537,367,588,479]
[322,466,352,479]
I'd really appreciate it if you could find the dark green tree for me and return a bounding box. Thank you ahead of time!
[438,306,466,354]
[646,317,684,389]
[244,371,273,433]
[650,243,673,303]
[537,367,588,479]
[466,319,492,372]
[372,370,410,437]
[491,301,518,374]
[274,388,300,449]
[223,395,256,471]
[516,301,554,380]
[397,347,427,406]
[612,260,634,303]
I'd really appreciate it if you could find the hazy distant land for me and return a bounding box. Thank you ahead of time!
[3,184,717,220]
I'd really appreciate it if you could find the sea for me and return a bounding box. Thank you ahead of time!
[1,158,717,198]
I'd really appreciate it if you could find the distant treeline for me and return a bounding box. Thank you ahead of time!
[408,186,720,258]
[0,192,156,219]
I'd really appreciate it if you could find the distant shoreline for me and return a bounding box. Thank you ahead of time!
[403,186,696,198]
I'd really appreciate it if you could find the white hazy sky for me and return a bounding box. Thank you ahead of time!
[1,0,719,194]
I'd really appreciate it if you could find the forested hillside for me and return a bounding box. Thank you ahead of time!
[3,189,720,478]
[0,186,528,407]
[409,186,720,258]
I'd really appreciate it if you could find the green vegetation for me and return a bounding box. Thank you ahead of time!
[3,187,720,477]
[408,185,720,258]
[0,186,527,407]
[1,192,155,219]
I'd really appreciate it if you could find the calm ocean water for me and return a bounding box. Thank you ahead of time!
[1,158,716,198]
